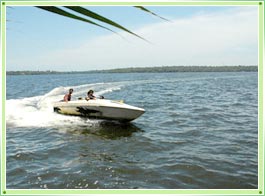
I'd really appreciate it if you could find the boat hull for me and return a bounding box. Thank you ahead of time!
[53,99,145,122]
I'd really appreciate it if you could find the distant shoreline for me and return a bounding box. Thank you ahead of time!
[6,65,258,75]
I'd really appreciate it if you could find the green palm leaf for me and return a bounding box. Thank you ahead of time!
[36,6,166,42]
[64,6,147,41]
[134,6,170,22]
[36,6,117,34]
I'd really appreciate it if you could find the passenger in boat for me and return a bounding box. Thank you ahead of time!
[86,90,96,101]
[63,88,73,102]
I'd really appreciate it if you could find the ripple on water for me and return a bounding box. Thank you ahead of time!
[6,72,258,189]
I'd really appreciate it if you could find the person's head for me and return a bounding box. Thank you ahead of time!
[87,90,94,95]
[69,88,74,94]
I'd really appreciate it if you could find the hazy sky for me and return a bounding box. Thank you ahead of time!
[6,6,258,71]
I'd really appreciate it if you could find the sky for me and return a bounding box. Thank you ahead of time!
[6,5,259,71]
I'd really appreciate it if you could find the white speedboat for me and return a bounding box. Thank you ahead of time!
[53,99,145,122]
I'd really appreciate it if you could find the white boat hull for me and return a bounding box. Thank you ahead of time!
[53,99,145,122]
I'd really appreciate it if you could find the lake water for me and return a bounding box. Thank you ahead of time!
[6,72,258,189]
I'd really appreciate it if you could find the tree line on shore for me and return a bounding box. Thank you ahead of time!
[7,65,258,75]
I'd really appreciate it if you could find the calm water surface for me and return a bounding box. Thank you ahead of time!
[6,72,258,189]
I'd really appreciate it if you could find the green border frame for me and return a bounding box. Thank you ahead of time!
[0,1,264,195]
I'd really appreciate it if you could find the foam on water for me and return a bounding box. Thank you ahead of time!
[6,83,122,128]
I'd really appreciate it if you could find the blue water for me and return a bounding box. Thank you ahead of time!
[6,72,258,189]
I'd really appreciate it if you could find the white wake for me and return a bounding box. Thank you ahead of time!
[6,83,123,128]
